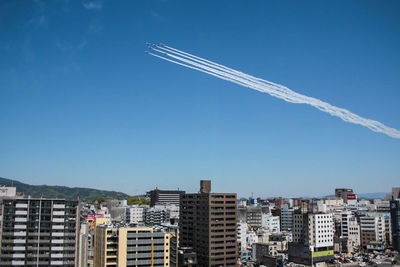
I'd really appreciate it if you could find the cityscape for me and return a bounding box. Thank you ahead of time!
[0,181,399,266]
[1,0,400,267]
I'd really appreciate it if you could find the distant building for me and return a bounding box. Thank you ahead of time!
[149,189,185,207]
[144,204,179,226]
[245,206,262,229]
[125,205,147,224]
[261,213,280,233]
[179,180,238,266]
[0,198,78,266]
[94,225,174,267]
[335,188,353,202]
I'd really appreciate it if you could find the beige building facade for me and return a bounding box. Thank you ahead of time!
[94,225,173,267]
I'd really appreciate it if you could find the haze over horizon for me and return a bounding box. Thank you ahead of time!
[1,0,400,197]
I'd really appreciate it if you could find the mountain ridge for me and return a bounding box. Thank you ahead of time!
[0,177,130,200]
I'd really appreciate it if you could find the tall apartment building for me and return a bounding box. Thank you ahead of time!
[242,206,262,229]
[340,211,360,247]
[390,199,400,251]
[340,211,352,238]
[78,223,89,267]
[0,198,78,266]
[125,205,146,224]
[359,215,386,247]
[149,189,185,207]
[347,219,360,248]
[144,205,179,226]
[94,225,174,267]
[289,212,334,265]
[180,180,238,266]
[280,204,293,232]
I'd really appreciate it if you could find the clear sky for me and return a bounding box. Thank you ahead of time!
[1,0,399,198]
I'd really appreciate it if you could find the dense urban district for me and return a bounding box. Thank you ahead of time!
[0,180,399,267]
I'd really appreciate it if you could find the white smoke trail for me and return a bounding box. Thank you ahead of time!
[147,44,400,139]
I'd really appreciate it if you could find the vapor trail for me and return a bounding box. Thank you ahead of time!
[146,44,400,139]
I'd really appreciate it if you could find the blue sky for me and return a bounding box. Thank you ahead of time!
[1,0,399,197]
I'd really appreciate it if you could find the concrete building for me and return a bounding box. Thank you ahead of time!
[252,243,280,264]
[145,205,179,226]
[289,212,334,265]
[340,211,360,248]
[78,222,89,267]
[126,205,147,224]
[347,218,360,248]
[335,188,354,201]
[179,180,237,266]
[94,225,174,267]
[261,213,280,233]
[0,198,78,266]
[365,212,391,244]
[237,222,248,253]
[245,206,262,229]
[0,187,16,198]
[280,204,293,232]
[149,189,185,207]
[359,215,385,247]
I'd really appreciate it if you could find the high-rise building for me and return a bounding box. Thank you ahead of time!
[289,212,334,265]
[180,180,238,266]
[0,198,78,266]
[280,204,293,232]
[94,225,174,267]
[149,189,185,207]
[390,199,400,251]
[78,223,89,267]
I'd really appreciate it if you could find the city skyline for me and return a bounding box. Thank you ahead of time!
[1,0,400,197]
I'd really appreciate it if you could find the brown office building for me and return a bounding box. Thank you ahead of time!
[180,180,238,267]
[335,188,353,201]
[149,189,185,207]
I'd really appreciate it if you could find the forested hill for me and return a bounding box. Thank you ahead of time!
[0,177,130,200]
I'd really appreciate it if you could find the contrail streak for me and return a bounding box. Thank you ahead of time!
[146,43,400,139]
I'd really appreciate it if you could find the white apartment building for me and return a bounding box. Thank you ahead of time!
[261,213,280,233]
[281,204,293,232]
[293,213,334,248]
[341,211,352,237]
[348,219,361,247]
[314,213,334,248]
[360,215,386,243]
[144,204,179,225]
[125,205,147,224]
[238,222,248,252]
